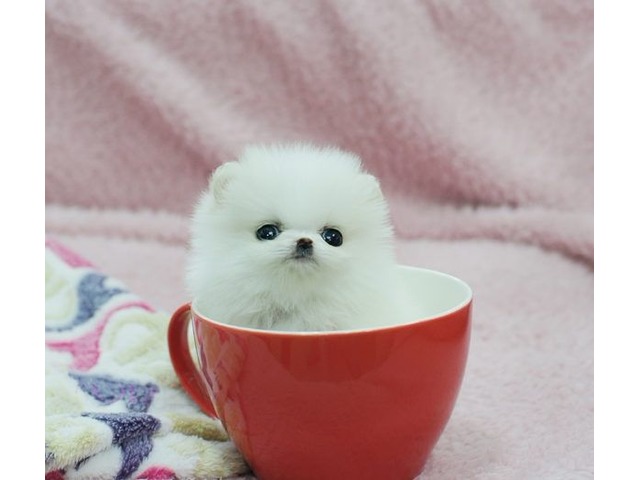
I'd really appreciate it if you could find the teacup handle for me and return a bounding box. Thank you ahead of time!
[167,303,219,419]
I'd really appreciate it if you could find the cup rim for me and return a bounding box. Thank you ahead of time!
[190,265,473,337]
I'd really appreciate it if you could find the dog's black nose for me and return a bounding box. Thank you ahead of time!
[295,238,314,257]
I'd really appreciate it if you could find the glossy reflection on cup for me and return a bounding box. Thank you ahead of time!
[168,266,472,480]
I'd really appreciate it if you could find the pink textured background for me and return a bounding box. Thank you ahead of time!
[46,1,593,478]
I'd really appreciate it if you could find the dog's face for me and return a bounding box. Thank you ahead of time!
[198,145,394,282]
[253,222,343,268]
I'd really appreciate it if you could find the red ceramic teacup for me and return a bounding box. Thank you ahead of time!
[168,266,472,480]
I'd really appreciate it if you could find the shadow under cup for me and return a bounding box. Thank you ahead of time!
[168,266,472,480]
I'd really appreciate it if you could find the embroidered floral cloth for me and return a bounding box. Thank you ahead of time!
[45,239,249,479]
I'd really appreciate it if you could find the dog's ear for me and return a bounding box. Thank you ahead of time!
[360,173,385,202]
[209,161,240,203]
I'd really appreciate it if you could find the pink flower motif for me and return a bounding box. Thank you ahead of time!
[46,238,94,268]
[135,466,177,479]
[46,301,154,371]
[45,470,65,480]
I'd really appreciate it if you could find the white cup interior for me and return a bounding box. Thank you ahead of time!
[395,265,472,324]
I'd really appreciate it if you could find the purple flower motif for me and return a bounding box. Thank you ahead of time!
[82,413,161,480]
[47,273,126,332]
[70,373,159,413]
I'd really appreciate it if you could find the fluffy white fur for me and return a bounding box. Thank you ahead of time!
[186,143,398,332]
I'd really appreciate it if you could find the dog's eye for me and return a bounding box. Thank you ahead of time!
[321,228,343,247]
[256,224,280,241]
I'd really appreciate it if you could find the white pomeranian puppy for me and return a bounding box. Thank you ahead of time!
[186,143,398,332]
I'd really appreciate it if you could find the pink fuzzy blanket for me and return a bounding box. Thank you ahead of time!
[46,1,593,478]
